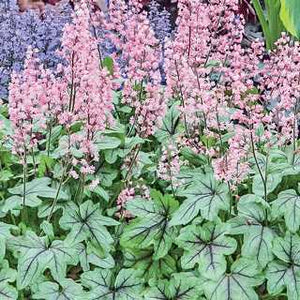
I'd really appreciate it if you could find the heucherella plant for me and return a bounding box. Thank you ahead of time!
[1,0,300,299]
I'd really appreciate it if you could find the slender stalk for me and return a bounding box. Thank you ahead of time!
[21,148,29,225]
[31,148,36,177]
[174,60,189,137]
[250,131,267,202]
[47,123,52,157]
[124,146,141,183]
[47,166,66,222]
[22,150,27,206]
[292,116,297,165]
[127,80,144,137]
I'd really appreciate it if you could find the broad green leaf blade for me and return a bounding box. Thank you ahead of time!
[96,136,121,150]
[272,189,300,232]
[0,260,17,300]
[266,262,300,299]
[81,269,112,298]
[170,173,230,225]
[32,279,85,300]
[123,248,176,282]
[59,201,118,251]
[0,284,18,300]
[126,198,156,217]
[122,191,179,259]
[266,233,300,299]
[8,231,77,289]
[204,259,263,300]
[155,103,181,142]
[176,223,236,279]
[8,177,67,199]
[280,0,300,38]
[273,232,300,264]
[0,222,17,262]
[114,269,144,299]
[4,177,68,210]
[253,173,282,197]
[229,195,275,267]
[81,268,144,299]
[38,199,71,218]
[145,273,203,300]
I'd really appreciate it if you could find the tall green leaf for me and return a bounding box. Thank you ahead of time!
[204,259,263,300]
[170,173,230,225]
[81,268,144,299]
[229,194,275,267]
[32,279,85,300]
[3,177,68,212]
[176,222,237,279]
[280,0,300,38]
[121,191,179,259]
[8,231,77,289]
[272,189,300,232]
[145,273,203,300]
[0,260,17,300]
[123,248,176,282]
[266,232,300,299]
[59,200,119,251]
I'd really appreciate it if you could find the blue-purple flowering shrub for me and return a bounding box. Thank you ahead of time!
[0,0,72,99]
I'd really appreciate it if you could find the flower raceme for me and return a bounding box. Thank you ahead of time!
[106,0,166,137]
[9,1,114,175]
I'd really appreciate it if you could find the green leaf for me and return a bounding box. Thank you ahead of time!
[180,147,208,167]
[96,136,121,150]
[98,166,118,187]
[4,177,68,211]
[229,194,275,267]
[272,189,300,232]
[176,222,237,279]
[38,198,71,218]
[103,56,114,75]
[266,232,300,299]
[59,200,118,251]
[32,279,85,300]
[252,173,282,197]
[0,170,13,182]
[121,191,179,259]
[280,0,300,38]
[0,222,17,262]
[170,173,230,225]
[75,242,115,272]
[204,259,263,300]
[91,186,109,202]
[8,231,77,289]
[145,273,203,300]
[155,103,181,142]
[81,268,144,299]
[0,260,17,300]
[123,248,176,282]
[37,155,55,177]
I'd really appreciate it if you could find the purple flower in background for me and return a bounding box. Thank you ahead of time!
[148,0,172,43]
[0,0,72,99]
[148,0,172,85]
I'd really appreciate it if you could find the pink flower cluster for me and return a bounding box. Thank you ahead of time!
[9,48,45,158]
[107,0,166,137]
[9,1,114,174]
[116,187,135,219]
